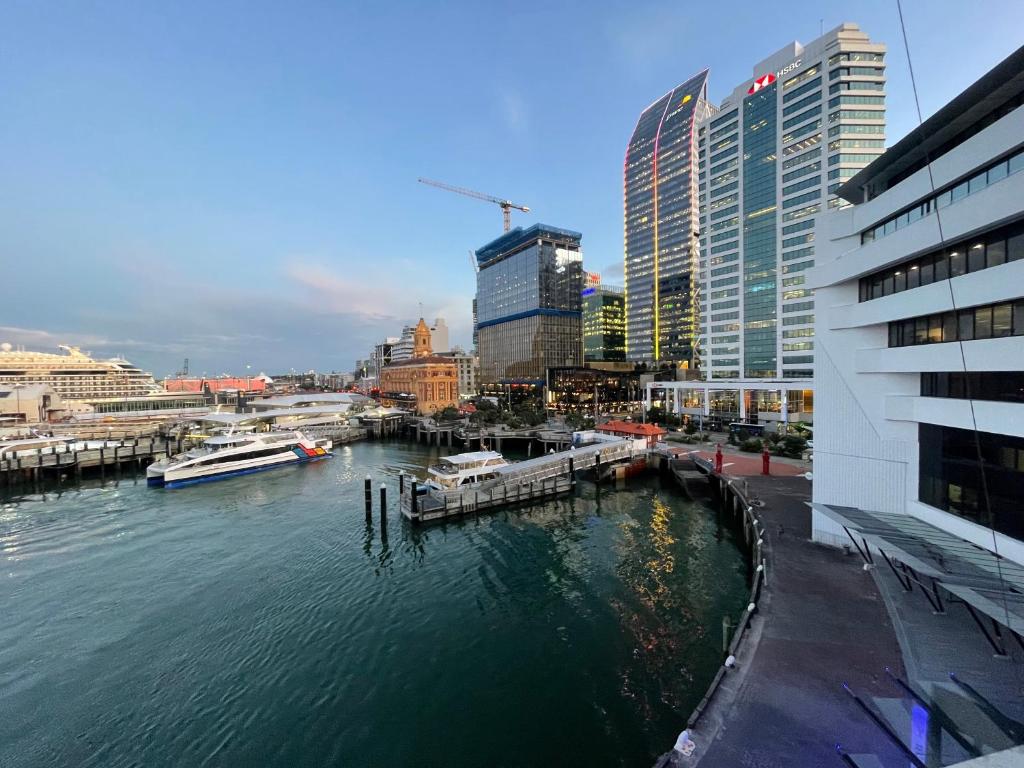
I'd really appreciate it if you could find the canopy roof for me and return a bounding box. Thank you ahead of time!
[812,503,1024,644]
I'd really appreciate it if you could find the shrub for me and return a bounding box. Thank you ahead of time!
[774,435,808,458]
[684,421,698,435]
[739,438,763,453]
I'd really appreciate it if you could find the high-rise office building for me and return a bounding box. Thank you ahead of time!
[697,23,885,381]
[475,224,584,384]
[624,70,714,365]
[583,277,626,362]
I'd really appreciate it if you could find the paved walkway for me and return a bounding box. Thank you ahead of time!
[665,442,810,477]
[681,475,908,767]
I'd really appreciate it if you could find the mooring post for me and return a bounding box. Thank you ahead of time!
[399,472,405,494]
[568,456,575,488]
[411,481,418,518]
[364,475,372,518]
[379,483,387,526]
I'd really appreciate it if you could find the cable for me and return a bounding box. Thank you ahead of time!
[896,0,1011,629]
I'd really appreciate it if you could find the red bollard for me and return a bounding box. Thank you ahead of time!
[762,446,771,475]
[714,444,724,473]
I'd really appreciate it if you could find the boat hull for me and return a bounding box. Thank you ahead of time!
[153,453,331,489]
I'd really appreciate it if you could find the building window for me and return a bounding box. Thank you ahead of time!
[888,300,1024,347]
[859,218,1024,302]
[861,147,1024,245]
[922,372,1024,403]
[919,424,1024,541]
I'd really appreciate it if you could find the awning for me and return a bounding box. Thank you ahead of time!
[812,503,1024,655]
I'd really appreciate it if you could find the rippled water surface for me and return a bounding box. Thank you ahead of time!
[0,441,748,767]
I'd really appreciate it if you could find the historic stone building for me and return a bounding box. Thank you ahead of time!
[379,319,459,415]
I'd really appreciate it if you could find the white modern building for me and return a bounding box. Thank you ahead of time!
[689,23,886,423]
[810,45,1024,565]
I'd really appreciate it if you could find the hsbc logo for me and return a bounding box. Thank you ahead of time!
[747,57,803,95]
[747,72,776,94]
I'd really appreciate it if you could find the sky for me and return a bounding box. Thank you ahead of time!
[1,1,1022,378]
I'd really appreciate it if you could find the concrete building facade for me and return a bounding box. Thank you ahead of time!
[810,45,1024,564]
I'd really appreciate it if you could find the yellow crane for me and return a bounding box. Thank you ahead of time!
[418,177,530,232]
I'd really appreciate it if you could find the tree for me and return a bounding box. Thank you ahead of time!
[433,406,460,423]
[646,405,666,424]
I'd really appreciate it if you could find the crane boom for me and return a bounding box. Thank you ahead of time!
[418,177,529,232]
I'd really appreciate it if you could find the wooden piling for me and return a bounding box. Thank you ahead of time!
[379,484,387,526]
[364,475,372,518]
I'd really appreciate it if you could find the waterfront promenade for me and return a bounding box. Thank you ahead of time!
[676,464,910,766]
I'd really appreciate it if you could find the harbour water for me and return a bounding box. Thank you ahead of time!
[0,441,748,767]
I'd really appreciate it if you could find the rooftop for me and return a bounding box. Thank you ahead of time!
[596,420,666,437]
[839,44,1024,203]
[475,223,582,265]
[440,451,503,465]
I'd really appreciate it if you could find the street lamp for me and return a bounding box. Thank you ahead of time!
[11,383,24,427]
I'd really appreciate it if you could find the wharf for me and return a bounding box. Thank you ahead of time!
[399,436,642,523]
[0,436,180,490]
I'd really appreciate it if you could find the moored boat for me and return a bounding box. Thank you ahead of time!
[147,431,332,488]
[425,450,509,491]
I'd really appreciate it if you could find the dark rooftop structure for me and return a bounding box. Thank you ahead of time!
[475,223,582,267]
[839,45,1024,204]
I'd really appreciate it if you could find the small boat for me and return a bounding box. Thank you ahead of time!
[425,450,509,491]
[147,430,332,488]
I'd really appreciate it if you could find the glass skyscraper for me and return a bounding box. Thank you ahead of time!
[624,70,713,365]
[583,282,625,361]
[698,23,886,381]
[475,224,584,384]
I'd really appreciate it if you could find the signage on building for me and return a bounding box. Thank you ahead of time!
[747,72,776,94]
[747,58,802,95]
[777,58,802,78]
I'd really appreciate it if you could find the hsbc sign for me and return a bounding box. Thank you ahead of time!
[747,72,775,94]
[747,57,803,95]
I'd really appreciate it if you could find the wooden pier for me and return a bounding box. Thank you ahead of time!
[399,436,642,523]
[0,436,179,491]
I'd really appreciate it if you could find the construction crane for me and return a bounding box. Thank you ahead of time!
[418,177,529,232]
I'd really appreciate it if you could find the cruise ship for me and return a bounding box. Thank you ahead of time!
[0,343,162,402]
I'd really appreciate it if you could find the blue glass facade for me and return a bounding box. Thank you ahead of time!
[475,225,583,383]
[741,82,778,377]
[624,70,708,364]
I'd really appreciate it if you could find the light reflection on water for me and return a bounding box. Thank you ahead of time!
[0,441,747,767]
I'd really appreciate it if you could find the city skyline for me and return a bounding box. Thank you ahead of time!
[2,1,1021,376]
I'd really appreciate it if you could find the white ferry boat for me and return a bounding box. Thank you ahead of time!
[425,450,509,491]
[147,431,332,489]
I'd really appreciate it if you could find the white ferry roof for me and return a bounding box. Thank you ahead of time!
[249,393,371,409]
[440,451,504,465]
[197,405,353,425]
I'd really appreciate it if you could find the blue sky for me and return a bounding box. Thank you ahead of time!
[1,1,1021,377]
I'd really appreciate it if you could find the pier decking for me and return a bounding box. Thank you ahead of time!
[399,436,643,523]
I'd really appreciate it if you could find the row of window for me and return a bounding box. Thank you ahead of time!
[859,218,1024,301]
[783,105,821,130]
[828,52,884,66]
[921,372,1024,403]
[888,300,1024,347]
[862,147,1024,244]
